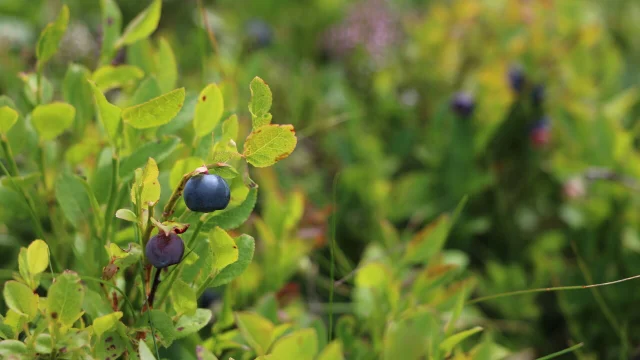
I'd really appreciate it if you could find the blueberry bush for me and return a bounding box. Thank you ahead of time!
[2,0,640,359]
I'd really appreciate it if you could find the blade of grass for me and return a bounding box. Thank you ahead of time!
[536,343,584,360]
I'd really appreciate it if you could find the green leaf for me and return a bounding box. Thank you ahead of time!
[131,77,162,105]
[170,279,197,316]
[269,328,318,360]
[170,156,204,189]
[403,214,452,265]
[26,239,49,275]
[47,272,85,327]
[137,310,175,347]
[139,340,157,360]
[317,341,345,360]
[193,84,224,137]
[106,243,143,269]
[96,330,126,359]
[440,326,483,355]
[157,93,197,136]
[63,64,94,133]
[34,333,53,354]
[211,234,255,287]
[93,311,123,337]
[116,209,137,222]
[3,281,38,320]
[382,308,437,360]
[235,311,274,356]
[201,187,258,232]
[156,38,177,93]
[209,163,239,180]
[55,172,100,229]
[0,106,18,134]
[116,0,162,48]
[88,80,121,144]
[123,88,185,129]
[210,227,239,272]
[243,125,297,167]
[20,72,53,106]
[222,114,239,142]
[31,102,76,141]
[195,346,220,360]
[119,136,181,181]
[99,0,122,65]
[0,340,27,357]
[249,77,272,129]
[175,308,212,339]
[36,5,69,66]
[92,65,144,92]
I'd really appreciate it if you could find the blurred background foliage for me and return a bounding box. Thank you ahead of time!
[3,0,640,358]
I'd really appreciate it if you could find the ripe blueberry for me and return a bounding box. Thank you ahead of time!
[530,116,551,147]
[508,65,525,93]
[451,92,475,118]
[145,232,185,268]
[183,174,231,213]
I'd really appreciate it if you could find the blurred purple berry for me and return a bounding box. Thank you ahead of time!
[532,85,545,107]
[508,65,525,93]
[530,116,551,147]
[246,19,273,49]
[451,92,475,118]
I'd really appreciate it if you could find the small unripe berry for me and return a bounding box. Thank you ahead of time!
[183,174,231,213]
[450,92,475,118]
[145,232,185,268]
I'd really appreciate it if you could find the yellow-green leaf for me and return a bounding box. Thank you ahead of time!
[26,239,49,275]
[92,65,144,92]
[32,102,76,141]
[123,87,185,129]
[131,157,161,207]
[47,272,85,327]
[88,80,121,143]
[193,84,224,137]
[403,214,451,265]
[243,125,297,167]
[317,341,344,360]
[170,279,197,316]
[156,38,177,93]
[210,234,255,287]
[3,281,38,320]
[99,0,122,65]
[269,328,318,360]
[235,311,274,356]
[249,77,272,129]
[210,227,239,271]
[139,340,157,360]
[116,0,162,48]
[36,5,69,67]
[440,326,483,355]
[93,311,123,337]
[174,309,212,340]
[0,106,18,134]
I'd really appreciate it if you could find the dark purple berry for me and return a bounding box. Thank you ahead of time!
[183,174,231,213]
[532,84,545,107]
[508,65,525,92]
[145,233,185,268]
[451,92,475,118]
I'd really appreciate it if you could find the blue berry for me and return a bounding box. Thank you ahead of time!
[246,19,273,49]
[183,174,231,213]
[451,92,475,118]
[508,65,525,92]
[145,233,185,268]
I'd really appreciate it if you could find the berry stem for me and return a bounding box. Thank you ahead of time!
[147,267,162,309]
